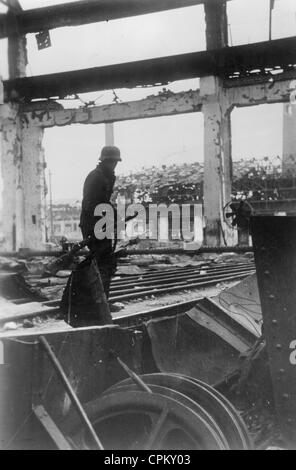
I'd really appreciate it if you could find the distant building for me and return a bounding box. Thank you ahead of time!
[51,201,81,242]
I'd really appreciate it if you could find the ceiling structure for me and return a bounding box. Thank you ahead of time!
[4,35,296,101]
[0,0,229,38]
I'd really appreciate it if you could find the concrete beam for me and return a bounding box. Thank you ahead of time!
[227,77,294,108]
[15,76,295,130]
[18,90,202,128]
[0,0,208,38]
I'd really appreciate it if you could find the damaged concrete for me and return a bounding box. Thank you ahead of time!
[1,107,47,250]
[19,90,203,128]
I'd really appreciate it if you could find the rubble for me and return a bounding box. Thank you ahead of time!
[0,256,27,273]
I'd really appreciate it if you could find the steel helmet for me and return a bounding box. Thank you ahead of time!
[99,146,122,162]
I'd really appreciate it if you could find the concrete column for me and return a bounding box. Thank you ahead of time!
[0,1,29,250]
[201,2,231,246]
[282,104,296,176]
[201,76,232,246]
[105,123,114,145]
[1,114,47,250]
[1,115,19,251]
[21,125,47,249]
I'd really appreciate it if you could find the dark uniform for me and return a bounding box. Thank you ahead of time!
[79,146,121,298]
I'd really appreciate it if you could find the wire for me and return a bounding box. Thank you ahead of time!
[219,300,262,336]
[6,338,39,345]
[220,289,262,308]
[4,410,34,449]
[112,89,121,103]
[59,92,105,107]
[218,291,262,336]
[219,292,262,318]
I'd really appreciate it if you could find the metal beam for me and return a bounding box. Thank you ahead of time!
[0,0,212,38]
[4,36,296,102]
[204,0,228,49]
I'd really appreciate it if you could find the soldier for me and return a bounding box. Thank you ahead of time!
[80,146,122,298]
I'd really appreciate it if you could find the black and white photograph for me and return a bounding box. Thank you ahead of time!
[0,0,295,453]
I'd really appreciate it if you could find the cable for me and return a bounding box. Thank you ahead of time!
[219,292,262,318]
[4,410,34,449]
[218,292,262,336]
[6,338,39,345]
[220,289,262,309]
[219,300,262,336]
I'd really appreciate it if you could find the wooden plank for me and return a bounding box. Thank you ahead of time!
[32,405,72,450]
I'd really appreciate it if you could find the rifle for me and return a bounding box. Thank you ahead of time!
[43,213,139,277]
[43,236,93,277]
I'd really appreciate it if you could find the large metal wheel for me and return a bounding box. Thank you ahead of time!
[104,373,252,450]
[104,383,229,449]
[63,390,226,450]
[174,374,253,449]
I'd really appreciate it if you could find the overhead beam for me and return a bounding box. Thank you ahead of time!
[17,90,202,128]
[0,0,218,38]
[7,74,293,131]
[4,36,296,101]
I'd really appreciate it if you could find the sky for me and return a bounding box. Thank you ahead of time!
[0,0,296,202]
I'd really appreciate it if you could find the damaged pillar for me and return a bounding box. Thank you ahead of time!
[21,124,47,249]
[201,77,233,247]
[1,113,47,250]
[0,2,46,250]
[202,0,233,246]
[0,107,21,251]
